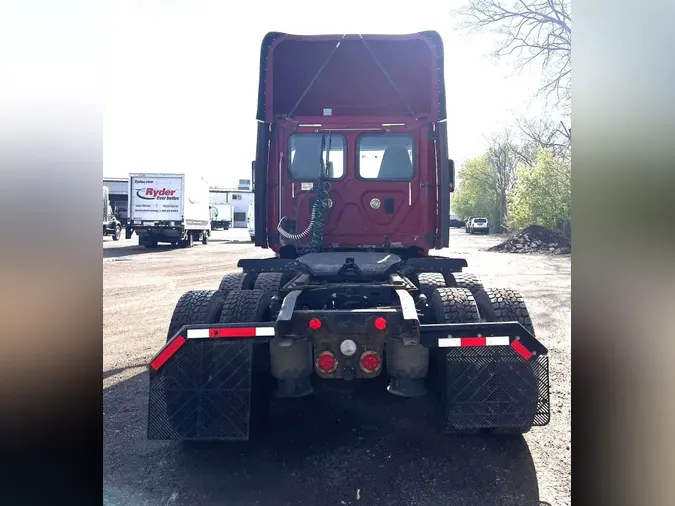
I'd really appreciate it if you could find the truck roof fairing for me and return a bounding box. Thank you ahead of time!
[256,31,446,122]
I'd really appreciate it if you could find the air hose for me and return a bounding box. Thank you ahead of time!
[276,182,329,245]
[277,131,332,252]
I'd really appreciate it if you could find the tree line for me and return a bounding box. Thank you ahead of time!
[452,0,571,236]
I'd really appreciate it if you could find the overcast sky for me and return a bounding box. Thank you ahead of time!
[104,0,544,188]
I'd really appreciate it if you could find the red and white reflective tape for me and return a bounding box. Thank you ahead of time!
[186,327,275,339]
[438,335,534,360]
[150,336,186,371]
[438,336,510,348]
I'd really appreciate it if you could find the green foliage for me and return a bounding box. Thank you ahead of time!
[453,146,571,235]
[451,155,501,226]
[507,148,571,233]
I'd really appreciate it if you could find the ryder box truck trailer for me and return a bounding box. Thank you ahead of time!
[126,173,211,248]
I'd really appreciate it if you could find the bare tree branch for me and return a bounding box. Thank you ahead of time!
[456,0,572,111]
[514,116,571,164]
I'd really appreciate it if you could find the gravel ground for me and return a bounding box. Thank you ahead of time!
[103,228,570,506]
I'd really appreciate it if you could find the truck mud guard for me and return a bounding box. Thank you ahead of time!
[148,318,549,440]
[147,322,275,441]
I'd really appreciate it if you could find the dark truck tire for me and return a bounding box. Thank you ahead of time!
[417,273,448,323]
[220,289,272,324]
[112,224,121,241]
[218,272,257,294]
[253,272,284,292]
[482,287,535,335]
[451,272,493,320]
[429,287,480,330]
[166,290,226,342]
[417,272,446,298]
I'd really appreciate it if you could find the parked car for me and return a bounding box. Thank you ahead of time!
[469,217,490,234]
[449,214,465,228]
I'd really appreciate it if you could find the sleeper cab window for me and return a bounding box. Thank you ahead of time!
[288,133,346,180]
[357,133,415,181]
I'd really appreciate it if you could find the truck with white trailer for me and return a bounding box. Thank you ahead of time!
[125,173,211,248]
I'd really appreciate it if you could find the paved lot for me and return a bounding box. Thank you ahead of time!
[103,228,570,506]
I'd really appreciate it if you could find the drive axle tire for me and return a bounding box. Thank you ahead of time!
[253,272,284,292]
[166,290,226,341]
[482,288,535,335]
[417,272,446,298]
[429,287,480,329]
[451,272,492,320]
[218,272,257,295]
[219,289,272,324]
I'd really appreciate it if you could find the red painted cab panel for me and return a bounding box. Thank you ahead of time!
[253,32,451,255]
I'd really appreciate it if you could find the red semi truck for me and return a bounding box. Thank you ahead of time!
[147,31,550,441]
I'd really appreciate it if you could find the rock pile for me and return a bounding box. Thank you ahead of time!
[488,225,571,255]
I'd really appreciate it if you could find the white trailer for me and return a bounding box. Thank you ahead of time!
[126,173,211,248]
[209,202,233,230]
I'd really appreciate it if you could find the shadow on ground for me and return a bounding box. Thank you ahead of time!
[103,243,177,259]
[104,372,541,506]
[211,238,255,245]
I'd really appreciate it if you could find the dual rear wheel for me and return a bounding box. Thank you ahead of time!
[423,275,538,435]
[164,269,538,438]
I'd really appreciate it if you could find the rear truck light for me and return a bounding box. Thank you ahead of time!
[316,351,337,373]
[309,317,322,330]
[374,317,387,330]
[339,339,357,357]
[360,350,381,373]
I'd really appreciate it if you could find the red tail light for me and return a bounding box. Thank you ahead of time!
[360,351,381,373]
[309,318,322,330]
[316,351,337,373]
[374,317,387,330]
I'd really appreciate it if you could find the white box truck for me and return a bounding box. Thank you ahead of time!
[126,173,211,248]
[209,202,233,230]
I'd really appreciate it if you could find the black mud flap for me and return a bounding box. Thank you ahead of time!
[148,338,254,440]
[442,346,550,432]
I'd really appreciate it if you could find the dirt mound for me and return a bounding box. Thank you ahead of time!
[488,225,571,255]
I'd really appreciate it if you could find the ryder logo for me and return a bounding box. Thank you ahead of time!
[136,188,179,201]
